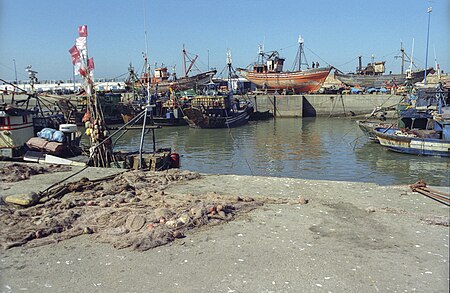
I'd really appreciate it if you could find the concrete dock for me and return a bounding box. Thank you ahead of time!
[251,94,403,117]
[0,165,448,292]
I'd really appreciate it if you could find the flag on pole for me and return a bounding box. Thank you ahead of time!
[76,37,86,50]
[88,57,95,70]
[78,25,88,37]
[79,67,87,77]
[74,62,82,76]
[68,45,80,65]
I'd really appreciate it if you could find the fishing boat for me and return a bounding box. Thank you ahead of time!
[356,83,446,141]
[127,46,216,93]
[237,37,331,94]
[335,61,434,88]
[0,104,35,158]
[373,83,450,156]
[1,68,82,159]
[183,90,254,129]
[374,126,449,157]
[335,47,434,88]
[121,93,188,127]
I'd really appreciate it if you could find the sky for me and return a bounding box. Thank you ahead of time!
[0,0,449,82]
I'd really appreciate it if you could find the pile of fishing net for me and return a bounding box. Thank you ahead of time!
[0,169,265,251]
[0,163,71,183]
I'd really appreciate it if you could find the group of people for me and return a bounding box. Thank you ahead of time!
[311,61,320,68]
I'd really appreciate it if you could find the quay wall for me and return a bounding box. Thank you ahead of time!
[251,94,404,117]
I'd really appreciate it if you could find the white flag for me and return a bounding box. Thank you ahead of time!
[76,37,86,50]
[74,62,81,76]
[76,37,87,59]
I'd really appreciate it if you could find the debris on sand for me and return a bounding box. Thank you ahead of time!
[0,163,72,183]
[0,169,267,251]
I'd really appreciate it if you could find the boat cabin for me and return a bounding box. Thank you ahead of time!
[153,67,170,83]
[357,61,385,76]
[0,105,35,158]
[253,55,285,74]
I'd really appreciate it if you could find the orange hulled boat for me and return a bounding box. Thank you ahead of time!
[237,36,331,94]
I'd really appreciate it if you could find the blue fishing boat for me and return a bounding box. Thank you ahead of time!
[374,127,450,157]
[373,83,450,157]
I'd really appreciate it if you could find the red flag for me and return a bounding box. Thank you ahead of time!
[68,45,80,65]
[88,57,95,70]
[79,67,87,77]
[78,25,88,37]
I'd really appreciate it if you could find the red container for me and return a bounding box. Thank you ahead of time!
[170,153,180,168]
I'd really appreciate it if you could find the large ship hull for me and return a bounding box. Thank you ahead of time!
[335,68,434,88]
[237,67,331,93]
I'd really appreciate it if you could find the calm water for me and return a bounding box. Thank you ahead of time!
[111,118,450,186]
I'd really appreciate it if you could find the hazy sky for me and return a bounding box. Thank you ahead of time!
[0,0,448,81]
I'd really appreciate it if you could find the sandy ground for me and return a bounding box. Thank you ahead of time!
[0,166,449,292]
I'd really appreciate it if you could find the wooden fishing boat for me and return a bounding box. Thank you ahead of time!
[374,127,450,157]
[127,46,216,93]
[136,69,217,93]
[335,68,434,88]
[183,94,254,128]
[335,55,434,88]
[373,82,450,156]
[357,120,392,141]
[237,38,331,93]
[0,105,35,158]
[357,85,446,141]
[121,94,189,126]
[238,67,331,94]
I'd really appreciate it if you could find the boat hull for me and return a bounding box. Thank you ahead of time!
[335,68,434,88]
[374,128,450,157]
[356,120,392,141]
[183,105,253,129]
[237,67,331,93]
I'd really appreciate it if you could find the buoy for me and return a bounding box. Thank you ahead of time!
[59,124,78,133]
[169,153,180,168]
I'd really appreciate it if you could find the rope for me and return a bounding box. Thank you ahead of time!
[223,96,254,175]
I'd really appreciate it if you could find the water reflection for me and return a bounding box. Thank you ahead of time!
[107,117,449,186]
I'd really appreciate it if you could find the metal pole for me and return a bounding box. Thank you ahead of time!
[73,64,76,91]
[13,59,17,92]
[424,7,432,85]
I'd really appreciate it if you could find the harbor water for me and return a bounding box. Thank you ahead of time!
[112,117,450,186]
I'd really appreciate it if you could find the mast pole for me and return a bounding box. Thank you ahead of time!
[182,44,187,77]
[424,6,432,85]
[400,42,405,75]
[139,6,151,169]
[298,35,302,71]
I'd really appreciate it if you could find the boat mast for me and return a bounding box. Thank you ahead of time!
[292,35,308,71]
[298,35,303,71]
[226,49,233,92]
[139,8,156,169]
[400,42,405,75]
[424,6,432,85]
[182,44,187,77]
